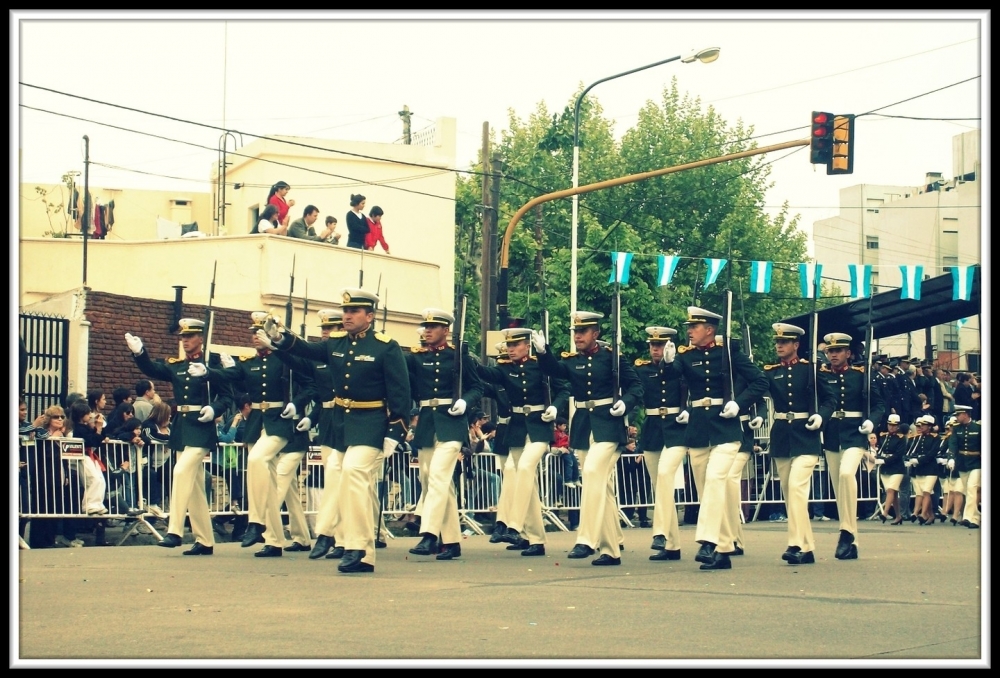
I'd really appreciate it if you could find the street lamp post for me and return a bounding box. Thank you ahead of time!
[569,46,720,325]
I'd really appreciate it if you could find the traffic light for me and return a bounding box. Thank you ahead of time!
[810,111,834,165]
[827,114,855,175]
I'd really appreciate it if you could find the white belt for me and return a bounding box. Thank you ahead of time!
[580,397,614,409]
[773,412,809,421]
[690,398,724,407]
[511,404,545,415]
[420,398,453,408]
[645,407,680,416]
[176,405,203,413]
[739,415,750,422]
[830,410,863,419]
[322,399,337,409]
[497,417,510,425]
[251,401,285,411]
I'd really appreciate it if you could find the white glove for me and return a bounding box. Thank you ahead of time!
[256,329,275,350]
[125,333,143,355]
[720,401,740,419]
[663,340,676,364]
[262,316,283,342]
[530,330,546,354]
[947,459,955,471]
[905,458,918,468]
[280,403,297,419]
[448,399,467,417]
[295,416,312,432]
[383,438,399,458]
[541,406,558,423]
[936,457,947,466]
[187,363,208,378]
[676,410,690,425]
[609,400,626,417]
[874,458,885,466]
[858,419,874,435]
[220,353,235,369]
[805,414,823,431]
[197,405,214,423]
[748,416,764,430]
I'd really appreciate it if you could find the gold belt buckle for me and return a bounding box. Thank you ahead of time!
[428,398,439,407]
[585,400,596,409]
[342,399,353,409]
[832,410,845,419]
[260,402,269,412]
[658,407,669,415]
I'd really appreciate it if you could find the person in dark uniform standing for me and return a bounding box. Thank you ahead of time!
[407,308,483,561]
[947,405,981,528]
[662,307,769,571]
[484,341,517,545]
[633,326,688,561]
[762,324,836,565]
[125,318,232,555]
[264,289,410,573]
[875,414,908,524]
[473,327,570,557]
[819,332,886,560]
[533,311,643,567]
[903,415,941,525]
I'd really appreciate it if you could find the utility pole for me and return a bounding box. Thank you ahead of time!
[82,135,90,287]
[489,153,502,332]
[479,122,491,364]
[399,105,413,145]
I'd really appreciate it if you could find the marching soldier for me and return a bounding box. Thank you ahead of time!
[264,289,410,573]
[407,308,483,561]
[125,318,232,555]
[762,324,836,566]
[662,307,769,571]
[903,415,941,525]
[473,327,570,556]
[533,311,643,566]
[875,414,908,524]
[633,327,687,561]
[819,332,886,560]
[947,405,981,529]
[484,342,517,545]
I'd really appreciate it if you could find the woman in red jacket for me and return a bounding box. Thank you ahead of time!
[266,181,295,229]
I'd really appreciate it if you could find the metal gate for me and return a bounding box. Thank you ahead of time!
[19,313,70,419]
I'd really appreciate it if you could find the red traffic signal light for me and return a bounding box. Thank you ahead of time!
[810,111,834,165]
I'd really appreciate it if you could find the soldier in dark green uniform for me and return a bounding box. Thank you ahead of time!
[947,405,981,528]
[265,289,410,573]
[482,341,517,544]
[634,326,687,561]
[762,323,836,565]
[125,318,232,555]
[662,307,769,571]
[407,308,483,561]
[534,311,643,567]
[472,327,570,557]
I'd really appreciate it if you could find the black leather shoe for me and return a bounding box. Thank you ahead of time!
[782,546,801,562]
[836,544,858,560]
[241,523,265,548]
[731,545,745,557]
[695,542,716,564]
[639,520,653,529]
[591,554,621,566]
[183,542,213,556]
[436,543,462,560]
[157,533,182,548]
[967,522,980,529]
[521,544,546,557]
[284,542,310,552]
[309,535,334,559]
[649,548,681,561]
[489,522,508,544]
[650,535,666,551]
[959,519,971,527]
[409,534,438,556]
[375,539,387,549]
[567,544,595,559]
[506,539,530,550]
[338,550,374,573]
[325,546,346,560]
[502,529,522,545]
[254,545,282,558]
[786,550,815,565]
[834,531,856,559]
[699,551,732,570]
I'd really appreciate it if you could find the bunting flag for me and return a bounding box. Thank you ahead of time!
[956,317,968,329]
[609,252,633,285]
[657,254,680,287]
[798,263,822,299]
[750,260,773,294]
[951,265,975,301]
[899,265,924,300]
[848,264,872,299]
[703,258,727,289]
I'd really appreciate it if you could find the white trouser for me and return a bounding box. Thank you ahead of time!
[314,446,344,542]
[167,446,213,546]
[507,439,549,545]
[961,469,981,526]
[689,441,740,549]
[247,433,288,547]
[414,448,432,518]
[81,455,108,514]
[418,439,463,544]
[824,446,864,541]
[340,444,381,566]
[775,455,819,552]
[577,437,622,558]
[370,448,389,542]
[495,454,516,526]
[643,445,687,550]
[272,452,309,546]
[725,451,752,550]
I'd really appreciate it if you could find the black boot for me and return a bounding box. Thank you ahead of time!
[409,533,438,556]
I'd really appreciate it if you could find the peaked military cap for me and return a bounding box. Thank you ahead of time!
[916,415,936,426]
[339,288,379,309]
[684,306,722,326]
[823,332,853,349]
[317,309,343,328]
[249,311,269,330]
[571,311,603,329]
[420,308,454,326]
[177,318,205,335]
[772,323,805,340]
[645,326,677,343]
[887,414,901,424]
[954,405,973,413]
[501,327,533,344]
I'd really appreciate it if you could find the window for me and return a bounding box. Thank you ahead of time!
[865,236,879,250]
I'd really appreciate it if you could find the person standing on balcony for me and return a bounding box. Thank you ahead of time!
[345,194,369,250]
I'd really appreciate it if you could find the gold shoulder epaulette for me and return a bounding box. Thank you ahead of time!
[410,346,428,354]
[819,364,832,373]
[239,355,253,362]
[800,358,810,364]
[496,357,512,364]
[895,432,905,438]
[764,363,780,371]
[167,357,184,364]
[634,358,651,367]
[677,345,691,354]
[329,331,347,338]
[447,342,456,350]
[375,332,391,343]
[561,351,577,358]
[604,345,613,352]
[851,365,866,373]
[529,355,538,362]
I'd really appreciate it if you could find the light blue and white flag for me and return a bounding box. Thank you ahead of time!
[703,258,727,289]
[848,264,872,299]
[609,252,633,285]
[956,317,968,329]
[798,263,822,299]
[657,254,680,287]
[951,265,975,301]
[899,265,924,300]
[750,260,773,294]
